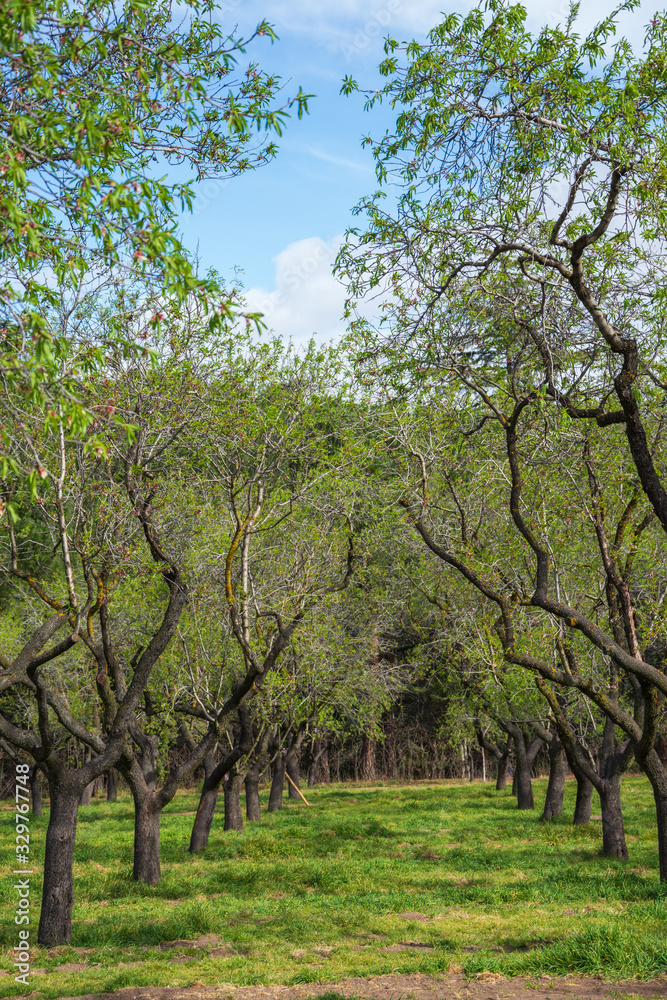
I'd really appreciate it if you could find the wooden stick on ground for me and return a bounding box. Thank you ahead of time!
[285,772,311,806]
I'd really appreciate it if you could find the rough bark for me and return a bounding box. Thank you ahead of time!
[268,754,286,812]
[654,785,667,884]
[30,765,42,817]
[132,789,162,884]
[245,770,261,821]
[506,728,542,810]
[573,773,594,825]
[223,768,244,831]
[106,767,118,802]
[599,773,629,860]
[635,745,667,882]
[38,780,79,946]
[542,739,566,821]
[189,752,220,853]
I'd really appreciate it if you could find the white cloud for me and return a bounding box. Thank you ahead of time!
[305,146,374,173]
[244,236,348,345]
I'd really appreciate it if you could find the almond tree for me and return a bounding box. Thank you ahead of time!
[340,1,667,880]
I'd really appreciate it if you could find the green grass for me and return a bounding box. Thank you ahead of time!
[1,776,666,997]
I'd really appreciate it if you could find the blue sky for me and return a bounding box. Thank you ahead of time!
[176,0,660,344]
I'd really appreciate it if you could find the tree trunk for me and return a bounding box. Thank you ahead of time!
[653,784,667,883]
[599,774,629,860]
[573,773,594,825]
[286,747,301,800]
[636,746,667,883]
[79,781,94,806]
[513,736,534,810]
[245,771,261,821]
[106,768,118,802]
[223,769,244,831]
[133,791,162,884]
[496,754,509,791]
[38,781,79,946]
[30,766,42,817]
[542,740,565,821]
[268,756,285,812]
[189,784,219,851]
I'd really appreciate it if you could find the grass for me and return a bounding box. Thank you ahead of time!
[0,776,666,997]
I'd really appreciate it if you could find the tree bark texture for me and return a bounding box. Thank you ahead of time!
[187,751,221,853]
[38,781,79,946]
[268,755,286,812]
[510,730,542,810]
[286,732,304,800]
[599,774,629,860]
[542,740,565,821]
[573,773,594,825]
[132,790,162,884]
[245,771,261,821]
[106,767,118,802]
[30,766,42,817]
[223,769,244,831]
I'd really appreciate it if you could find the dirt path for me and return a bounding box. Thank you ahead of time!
[60,971,667,1000]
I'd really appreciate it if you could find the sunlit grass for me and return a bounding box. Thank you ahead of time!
[0,776,665,997]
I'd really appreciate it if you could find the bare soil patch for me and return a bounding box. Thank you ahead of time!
[59,971,667,1000]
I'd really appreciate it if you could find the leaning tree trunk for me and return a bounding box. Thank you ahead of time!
[189,753,221,853]
[268,755,286,812]
[573,773,594,825]
[133,790,162,884]
[38,780,80,946]
[599,773,629,860]
[106,768,118,802]
[223,769,244,831]
[542,740,565,821]
[30,766,42,817]
[245,769,262,822]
